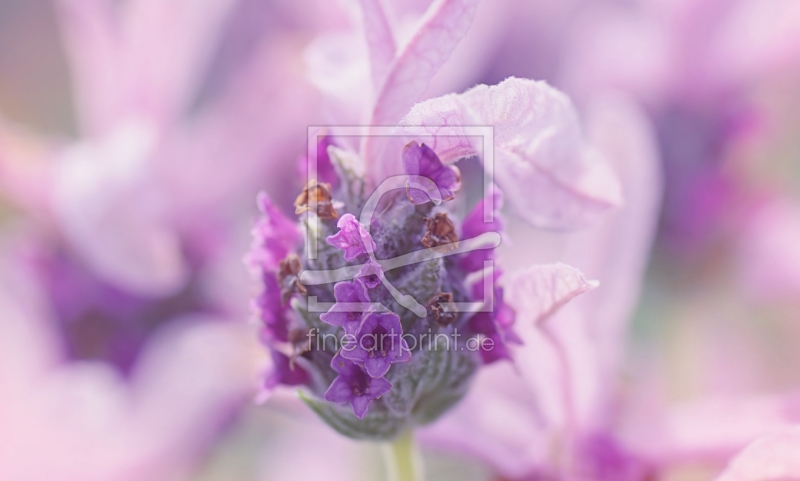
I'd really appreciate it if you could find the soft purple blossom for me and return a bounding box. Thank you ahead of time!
[326,214,376,261]
[0,265,253,481]
[341,311,411,378]
[402,141,461,204]
[324,354,392,419]
[319,281,371,334]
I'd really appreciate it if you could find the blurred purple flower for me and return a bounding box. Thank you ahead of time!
[0,258,254,481]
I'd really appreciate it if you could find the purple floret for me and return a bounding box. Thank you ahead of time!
[341,311,411,378]
[320,280,371,334]
[403,141,460,204]
[325,354,392,419]
[326,214,377,261]
[356,258,384,289]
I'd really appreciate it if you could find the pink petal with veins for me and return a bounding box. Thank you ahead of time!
[364,0,479,164]
[400,77,622,228]
[357,0,397,90]
[506,262,598,326]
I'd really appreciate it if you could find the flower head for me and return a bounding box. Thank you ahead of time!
[248,0,608,444]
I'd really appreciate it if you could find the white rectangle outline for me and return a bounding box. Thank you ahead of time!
[304,126,496,316]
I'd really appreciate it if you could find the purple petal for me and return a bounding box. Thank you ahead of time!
[460,184,504,272]
[356,258,384,289]
[363,356,391,378]
[341,343,370,364]
[351,396,372,419]
[403,141,460,204]
[326,214,377,261]
[325,376,357,404]
[368,376,392,398]
[57,0,236,134]
[264,350,309,389]
[330,353,359,376]
[298,135,340,190]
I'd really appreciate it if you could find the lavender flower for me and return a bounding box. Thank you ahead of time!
[325,354,392,419]
[326,213,377,261]
[341,311,411,378]
[248,0,612,445]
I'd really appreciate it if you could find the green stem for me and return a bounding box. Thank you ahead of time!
[383,429,424,481]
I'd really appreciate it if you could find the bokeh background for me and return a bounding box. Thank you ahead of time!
[2,0,800,480]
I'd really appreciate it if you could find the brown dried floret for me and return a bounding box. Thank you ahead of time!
[277,253,307,303]
[427,292,458,326]
[421,213,458,250]
[294,180,339,220]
